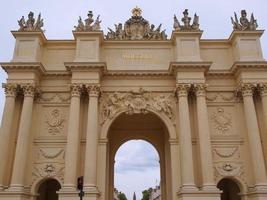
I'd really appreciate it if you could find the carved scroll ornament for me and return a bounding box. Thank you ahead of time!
[100,88,175,124]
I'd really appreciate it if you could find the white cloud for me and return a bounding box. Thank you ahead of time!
[114,140,160,200]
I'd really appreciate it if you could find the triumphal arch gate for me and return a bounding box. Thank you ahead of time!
[1,7,267,200]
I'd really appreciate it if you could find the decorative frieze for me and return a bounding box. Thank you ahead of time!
[100,88,175,124]
[40,93,71,104]
[206,92,236,102]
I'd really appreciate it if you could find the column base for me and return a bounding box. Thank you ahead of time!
[0,190,31,200]
[247,184,267,200]
[83,185,100,200]
[58,188,80,200]
[178,186,221,200]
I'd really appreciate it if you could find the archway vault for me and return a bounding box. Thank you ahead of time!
[98,111,178,200]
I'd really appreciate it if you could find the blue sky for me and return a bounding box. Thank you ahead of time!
[0,0,266,199]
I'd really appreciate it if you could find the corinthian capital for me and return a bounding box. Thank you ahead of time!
[2,83,18,97]
[86,84,101,97]
[175,84,191,98]
[258,83,267,97]
[194,83,207,97]
[21,83,36,97]
[237,83,256,97]
[70,84,82,97]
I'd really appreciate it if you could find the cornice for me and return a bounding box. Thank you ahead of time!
[169,61,212,74]
[11,31,47,44]
[72,31,105,44]
[228,30,264,43]
[170,30,203,41]
[0,62,46,75]
[105,70,171,77]
[65,62,107,74]
[206,70,234,79]
[230,61,267,74]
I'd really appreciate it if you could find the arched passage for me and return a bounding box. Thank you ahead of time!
[106,112,174,200]
[217,178,241,200]
[114,140,160,199]
[36,178,61,200]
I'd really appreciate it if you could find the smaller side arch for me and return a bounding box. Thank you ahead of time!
[217,177,243,200]
[31,177,62,197]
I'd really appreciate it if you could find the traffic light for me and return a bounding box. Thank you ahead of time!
[77,176,84,191]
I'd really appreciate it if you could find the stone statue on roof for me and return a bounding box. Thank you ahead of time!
[75,11,102,31]
[106,7,167,40]
[18,11,44,31]
[173,9,200,31]
[231,10,258,31]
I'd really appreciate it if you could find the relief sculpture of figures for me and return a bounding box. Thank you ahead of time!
[18,11,44,31]
[106,7,167,40]
[75,11,102,31]
[173,9,200,31]
[231,10,258,31]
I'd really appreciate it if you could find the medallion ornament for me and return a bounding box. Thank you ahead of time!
[106,7,167,40]
[18,11,44,31]
[211,108,232,135]
[100,88,174,124]
[231,10,258,31]
[45,109,65,135]
[173,9,200,31]
[74,11,102,31]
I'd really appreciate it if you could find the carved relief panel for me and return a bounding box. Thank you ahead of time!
[37,106,68,138]
[32,146,65,185]
[212,145,247,187]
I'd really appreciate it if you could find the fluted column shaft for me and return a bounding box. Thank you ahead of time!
[84,85,100,191]
[194,84,216,189]
[176,84,196,190]
[241,84,267,186]
[62,84,82,190]
[10,84,35,190]
[259,83,267,135]
[0,84,17,190]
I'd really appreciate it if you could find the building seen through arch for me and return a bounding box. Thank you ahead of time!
[0,6,267,200]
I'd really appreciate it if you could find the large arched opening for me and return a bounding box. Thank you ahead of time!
[106,112,174,200]
[114,140,160,199]
[217,178,241,200]
[36,178,61,200]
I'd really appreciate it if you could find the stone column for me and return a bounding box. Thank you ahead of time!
[194,84,217,190]
[240,84,267,189]
[9,84,35,191]
[83,85,101,197]
[176,84,197,191]
[259,83,267,135]
[0,83,17,190]
[62,84,82,191]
